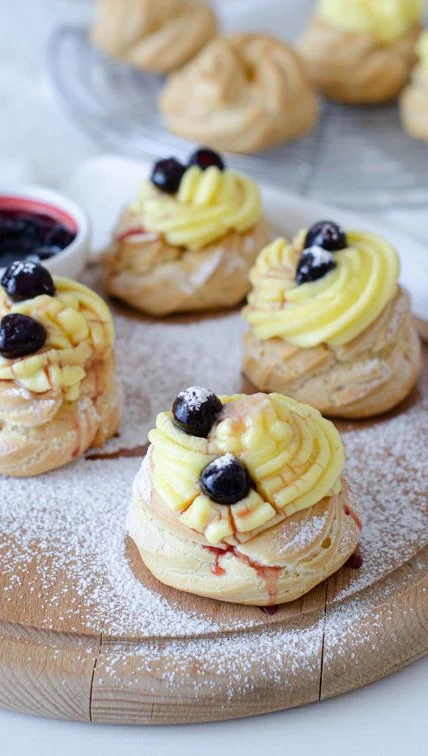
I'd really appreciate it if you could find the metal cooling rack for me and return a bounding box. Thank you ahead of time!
[48,26,428,211]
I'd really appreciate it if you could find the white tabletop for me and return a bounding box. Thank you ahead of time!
[1,1,427,753]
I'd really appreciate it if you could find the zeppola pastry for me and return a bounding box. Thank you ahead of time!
[298,0,422,104]
[243,221,422,419]
[91,0,217,74]
[128,387,361,605]
[159,34,319,154]
[103,148,272,315]
[0,262,121,476]
[400,31,428,142]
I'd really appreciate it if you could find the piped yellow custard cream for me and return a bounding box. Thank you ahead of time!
[131,152,262,250]
[148,387,344,546]
[244,221,400,348]
[318,0,423,43]
[0,262,114,400]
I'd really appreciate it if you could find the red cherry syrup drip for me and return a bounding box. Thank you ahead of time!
[260,606,278,616]
[344,505,363,531]
[345,549,363,569]
[204,546,228,576]
[116,225,145,243]
[204,545,281,604]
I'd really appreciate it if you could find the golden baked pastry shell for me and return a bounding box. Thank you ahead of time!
[243,288,422,419]
[298,18,420,104]
[103,216,273,316]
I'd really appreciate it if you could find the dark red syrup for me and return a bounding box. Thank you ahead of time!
[204,545,281,604]
[345,549,363,569]
[260,606,278,616]
[344,505,363,531]
[0,197,77,267]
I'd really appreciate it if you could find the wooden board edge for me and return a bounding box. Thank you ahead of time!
[1,565,428,725]
[321,566,428,701]
[0,621,100,722]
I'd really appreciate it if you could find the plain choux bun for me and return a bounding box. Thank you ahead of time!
[159,34,319,154]
[91,0,217,74]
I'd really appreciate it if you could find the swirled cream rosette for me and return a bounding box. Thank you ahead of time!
[91,0,217,74]
[401,31,428,142]
[159,34,319,154]
[128,391,362,606]
[103,162,272,315]
[0,273,121,476]
[242,230,421,419]
[298,0,422,104]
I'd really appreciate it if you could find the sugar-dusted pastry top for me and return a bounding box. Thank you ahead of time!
[318,0,423,43]
[0,271,114,400]
[148,390,344,546]
[244,225,400,348]
[132,165,262,251]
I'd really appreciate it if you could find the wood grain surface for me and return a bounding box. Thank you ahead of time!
[0,298,426,725]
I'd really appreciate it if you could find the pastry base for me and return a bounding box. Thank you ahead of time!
[103,216,273,316]
[0,357,121,477]
[243,289,422,419]
[298,18,420,104]
[128,455,361,606]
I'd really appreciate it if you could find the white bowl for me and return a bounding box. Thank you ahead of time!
[0,185,90,280]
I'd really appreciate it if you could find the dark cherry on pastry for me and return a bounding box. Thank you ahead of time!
[151,157,186,194]
[304,221,347,252]
[296,246,336,285]
[200,454,253,505]
[172,386,222,438]
[1,261,55,302]
[188,147,225,171]
[0,313,47,358]
[0,208,76,266]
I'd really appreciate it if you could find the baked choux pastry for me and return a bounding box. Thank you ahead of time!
[242,221,422,419]
[400,31,428,142]
[0,261,121,476]
[298,0,422,104]
[159,34,319,154]
[103,148,272,316]
[91,0,217,74]
[128,387,361,606]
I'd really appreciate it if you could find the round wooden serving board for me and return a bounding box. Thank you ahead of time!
[0,289,427,726]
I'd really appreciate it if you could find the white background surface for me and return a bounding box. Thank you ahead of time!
[1,1,427,754]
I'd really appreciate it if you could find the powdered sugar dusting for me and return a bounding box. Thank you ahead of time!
[339,390,428,599]
[0,282,427,645]
[273,513,329,554]
[177,386,214,411]
[211,453,236,470]
[305,245,334,266]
